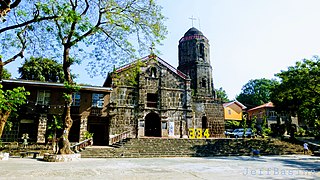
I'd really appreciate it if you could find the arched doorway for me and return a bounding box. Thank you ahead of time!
[202,116,208,130]
[145,112,161,137]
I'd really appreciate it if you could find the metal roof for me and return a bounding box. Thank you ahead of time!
[247,102,274,112]
[1,79,112,92]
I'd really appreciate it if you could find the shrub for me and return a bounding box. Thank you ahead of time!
[295,127,306,137]
[83,131,94,139]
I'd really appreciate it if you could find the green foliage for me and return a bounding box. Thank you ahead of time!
[0,84,30,112]
[47,115,63,140]
[295,127,306,137]
[83,131,94,139]
[263,128,272,136]
[236,78,279,109]
[19,0,166,76]
[215,87,229,102]
[241,114,247,129]
[64,81,80,92]
[0,84,29,137]
[225,120,241,129]
[271,56,320,133]
[261,116,267,136]
[250,116,257,135]
[4,120,13,132]
[113,60,146,86]
[2,68,11,79]
[63,82,80,103]
[2,111,19,134]
[19,57,65,82]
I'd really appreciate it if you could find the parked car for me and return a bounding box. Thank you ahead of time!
[229,128,254,138]
[224,129,234,137]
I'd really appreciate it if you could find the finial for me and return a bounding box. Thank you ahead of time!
[148,42,157,59]
[189,15,197,27]
[149,42,155,55]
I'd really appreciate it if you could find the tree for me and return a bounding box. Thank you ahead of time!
[0,0,21,21]
[0,0,59,80]
[236,78,279,109]
[18,57,65,82]
[2,68,11,79]
[47,115,63,153]
[215,87,229,102]
[0,84,29,138]
[18,0,166,154]
[0,1,58,140]
[271,56,320,137]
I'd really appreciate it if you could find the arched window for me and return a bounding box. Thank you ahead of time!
[150,67,157,78]
[200,43,205,59]
[202,116,208,129]
[202,78,207,88]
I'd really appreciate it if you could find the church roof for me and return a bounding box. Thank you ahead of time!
[112,55,189,80]
[179,27,208,43]
[184,27,203,37]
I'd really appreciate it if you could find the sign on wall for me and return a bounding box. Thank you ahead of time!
[169,122,174,136]
[188,128,210,139]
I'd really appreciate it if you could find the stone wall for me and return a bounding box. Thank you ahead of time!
[192,98,225,137]
[108,58,191,138]
[36,114,47,143]
[79,116,88,141]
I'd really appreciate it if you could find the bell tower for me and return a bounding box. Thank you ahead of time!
[177,27,215,98]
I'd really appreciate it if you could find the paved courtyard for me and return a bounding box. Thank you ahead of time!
[0,155,319,180]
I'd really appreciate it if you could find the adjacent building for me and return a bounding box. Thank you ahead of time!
[1,79,112,145]
[247,102,298,129]
[223,100,247,121]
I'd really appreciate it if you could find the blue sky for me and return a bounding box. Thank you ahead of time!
[6,0,320,99]
[156,0,320,99]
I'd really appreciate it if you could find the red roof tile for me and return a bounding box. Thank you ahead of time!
[247,102,274,112]
[115,55,189,80]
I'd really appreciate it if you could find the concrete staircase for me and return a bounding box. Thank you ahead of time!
[80,137,306,158]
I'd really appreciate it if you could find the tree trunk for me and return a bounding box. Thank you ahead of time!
[0,110,11,138]
[0,58,3,81]
[58,100,74,154]
[58,45,74,154]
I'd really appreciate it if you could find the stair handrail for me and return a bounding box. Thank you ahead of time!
[71,138,93,153]
[109,131,131,145]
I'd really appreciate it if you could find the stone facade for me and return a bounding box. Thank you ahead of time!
[36,114,48,143]
[105,27,225,138]
[178,27,214,98]
[105,55,192,138]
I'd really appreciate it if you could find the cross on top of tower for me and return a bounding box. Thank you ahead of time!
[189,16,197,27]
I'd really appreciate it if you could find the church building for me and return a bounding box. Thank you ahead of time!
[104,27,224,139]
[1,27,224,145]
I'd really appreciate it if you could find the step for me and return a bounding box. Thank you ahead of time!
[80,138,305,158]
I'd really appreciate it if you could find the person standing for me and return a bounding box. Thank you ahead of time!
[303,142,309,154]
